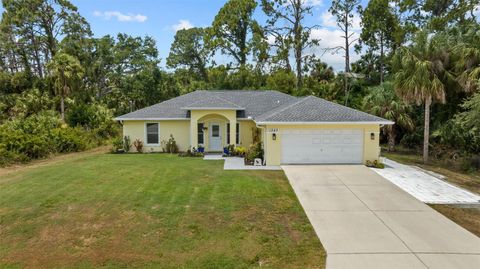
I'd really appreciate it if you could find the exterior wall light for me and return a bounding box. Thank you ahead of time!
[272,133,277,140]
[370,132,375,140]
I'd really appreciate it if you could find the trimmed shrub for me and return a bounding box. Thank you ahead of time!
[123,136,132,152]
[178,148,203,157]
[161,134,179,153]
[112,137,124,153]
[133,139,144,153]
[245,142,263,163]
[234,146,246,156]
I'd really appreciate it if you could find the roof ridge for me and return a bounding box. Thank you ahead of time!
[312,95,386,120]
[256,96,308,120]
[204,89,272,92]
[183,93,244,109]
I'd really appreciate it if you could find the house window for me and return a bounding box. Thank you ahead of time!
[198,123,204,144]
[236,123,240,144]
[212,125,220,137]
[227,123,240,144]
[146,123,159,144]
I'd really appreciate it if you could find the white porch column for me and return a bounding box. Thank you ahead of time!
[190,117,198,150]
[229,117,236,146]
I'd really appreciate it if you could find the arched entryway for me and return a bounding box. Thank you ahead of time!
[189,109,238,152]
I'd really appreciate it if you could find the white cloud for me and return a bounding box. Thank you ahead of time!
[282,0,323,8]
[320,10,361,31]
[266,34,276,45]
[320,11,337,28]
[303,0,323,6]
[309,28,361,71]
[351,13,362,31]
[314,9,362,70]
[93,11,147,22]
[171,20,194,31]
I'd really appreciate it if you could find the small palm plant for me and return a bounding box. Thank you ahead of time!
[363,82,414,152]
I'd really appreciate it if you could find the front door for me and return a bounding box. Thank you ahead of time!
[209,123,222,151]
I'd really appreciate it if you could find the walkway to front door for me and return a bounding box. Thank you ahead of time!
[283,165,480,269]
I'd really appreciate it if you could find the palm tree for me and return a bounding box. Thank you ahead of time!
[393,31,447,163]
[47,53,84,122]
[453,24,480,93]
[363,82,414,152]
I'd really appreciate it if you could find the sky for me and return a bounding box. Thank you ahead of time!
[0,0,368,71]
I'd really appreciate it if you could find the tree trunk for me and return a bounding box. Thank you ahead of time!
[8,35,19,73]
[295,46,302,89]
[379,33,384,84]
[198,59,208,82]
[60,96,65,122]
[423,96,432,163]
[29,26,44,78]
[388,126,396,152]
[344,12,350,106]
[344,20,350,73]
[294,2,303,90]
[294,26,302,89]
[344,76,349,106]
[285,58,292,72]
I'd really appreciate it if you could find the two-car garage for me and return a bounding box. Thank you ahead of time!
[280,129,364,164]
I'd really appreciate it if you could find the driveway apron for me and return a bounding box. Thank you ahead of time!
[282,165,480,269]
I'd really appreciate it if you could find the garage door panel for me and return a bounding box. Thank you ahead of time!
[281,129,363,164]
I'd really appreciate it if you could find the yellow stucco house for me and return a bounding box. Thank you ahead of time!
[115,90,393,165]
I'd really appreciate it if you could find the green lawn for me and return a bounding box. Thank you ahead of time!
[0,153,325,269]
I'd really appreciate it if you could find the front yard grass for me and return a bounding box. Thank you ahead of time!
[0,153,325,269]
[383,151,480,237]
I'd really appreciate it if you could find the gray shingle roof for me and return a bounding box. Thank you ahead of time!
[115,90,392,124]
[181,95,245,110]
[115,90,295,120]
[255,95,390,123]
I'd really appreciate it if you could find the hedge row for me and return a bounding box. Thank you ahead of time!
[0,110,118,166]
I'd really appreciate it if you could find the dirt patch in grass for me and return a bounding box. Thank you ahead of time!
[430,204,480,237]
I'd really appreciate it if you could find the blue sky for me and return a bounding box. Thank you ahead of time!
[1,0,369,71]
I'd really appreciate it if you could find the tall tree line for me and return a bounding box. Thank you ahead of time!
[1,0,479,165]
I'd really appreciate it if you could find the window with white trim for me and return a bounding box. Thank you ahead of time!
[146,123,159,144]
[227,123,240,144]
[198,123,204,144]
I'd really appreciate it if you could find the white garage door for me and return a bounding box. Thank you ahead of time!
[281,129,364,164]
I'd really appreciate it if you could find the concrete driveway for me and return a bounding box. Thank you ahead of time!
[282,165,480,269]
